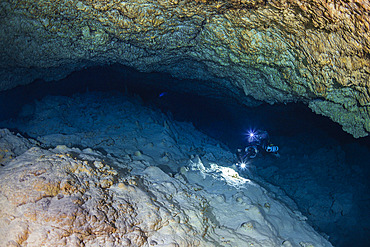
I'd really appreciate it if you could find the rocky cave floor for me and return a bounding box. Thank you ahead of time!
[0,73,369,246]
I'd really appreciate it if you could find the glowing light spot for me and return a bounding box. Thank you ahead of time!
[246,129,258,142]
[240,162,247,169]
[188,158,253,187]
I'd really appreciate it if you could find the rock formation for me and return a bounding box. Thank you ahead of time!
[0,130,332,246]
[0,0,369,137]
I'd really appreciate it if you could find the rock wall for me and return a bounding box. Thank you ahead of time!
[0,0,369,137]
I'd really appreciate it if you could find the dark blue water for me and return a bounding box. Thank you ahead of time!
[1,65,369,246]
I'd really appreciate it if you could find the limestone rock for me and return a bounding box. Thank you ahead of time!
[0,0,369,137]
[0,131,333,246]
[0,129,33,166]
[0,146,208,246]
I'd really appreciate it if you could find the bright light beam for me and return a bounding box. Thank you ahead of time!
[239,162,247,170]
[246,129,258,143]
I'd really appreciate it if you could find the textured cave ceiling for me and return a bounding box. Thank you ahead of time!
[0,0,369,137]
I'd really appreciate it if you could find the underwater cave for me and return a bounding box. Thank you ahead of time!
[1,65,369,246]
[1,0,370,246]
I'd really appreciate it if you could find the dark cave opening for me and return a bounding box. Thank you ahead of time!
[1,65,370,246]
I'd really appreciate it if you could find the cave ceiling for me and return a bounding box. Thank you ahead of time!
[0,0,369,137]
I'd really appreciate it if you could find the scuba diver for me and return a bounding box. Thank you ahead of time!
[237,129,279,163]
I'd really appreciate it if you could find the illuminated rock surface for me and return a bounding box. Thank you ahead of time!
[0,129,331,246]
[2,90,368,246]
[1,0,369,137]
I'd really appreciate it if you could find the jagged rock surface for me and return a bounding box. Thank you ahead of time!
[0,129,34,166]
[0,146,207,246]
[0,0,369,137]
[0,131,332,246]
